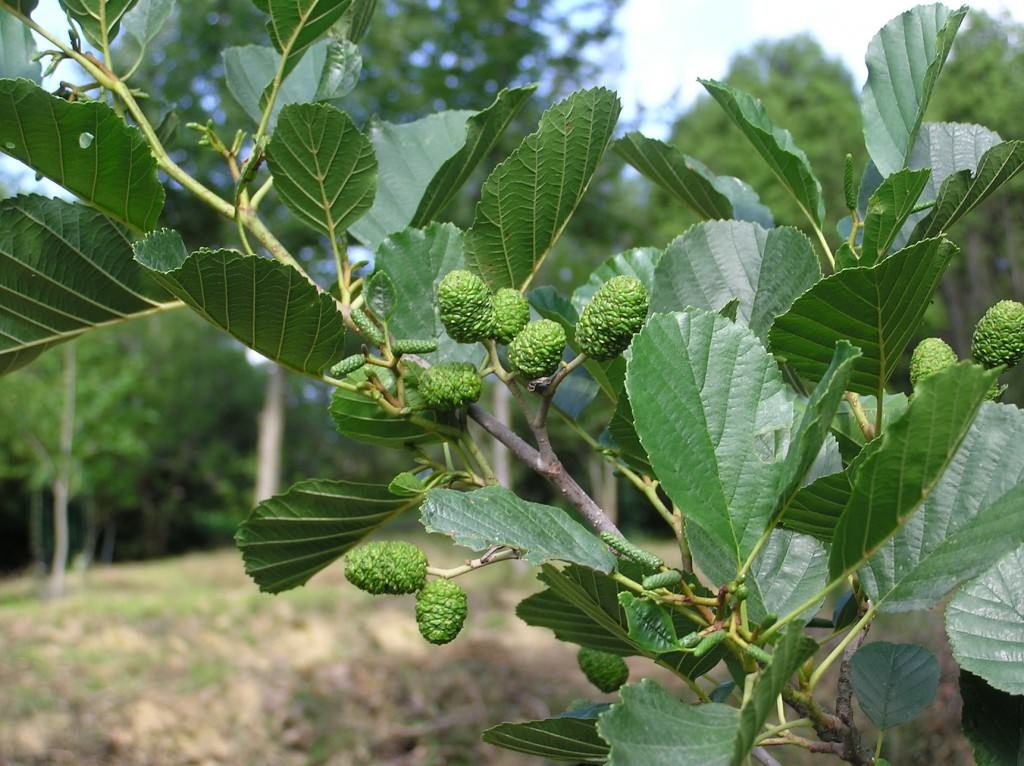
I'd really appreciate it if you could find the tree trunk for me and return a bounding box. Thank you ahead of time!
[76,495,98,575]
[99,521,117,564]
[587,457,619,525]
[47,344,76,601]
[30,488,45,583]
[491,384,512,487]
[600,461,618,526]
[255,364,286,503]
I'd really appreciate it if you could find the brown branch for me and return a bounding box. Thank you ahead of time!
[835,617,871,756]
[782,687,871,765]
[467,403,620,535]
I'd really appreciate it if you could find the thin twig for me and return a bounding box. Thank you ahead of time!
[467,404,620,534]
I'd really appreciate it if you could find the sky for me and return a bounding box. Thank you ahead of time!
[616,0,1022,136]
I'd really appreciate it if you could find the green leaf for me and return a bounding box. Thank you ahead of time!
[0,196,175,376]
[613,132,729,220]
[747,530,829,625]
[828,363,998,580]
[329,379,444,448]
[351,87,534,250]
[831,393,909,461]
[341,0,375,42]
[860,4,967,177]
[59,0,139,46]
[909,140,1024,243]
[0,10,40,80]
[626,309,793,575]
[265,103,376,237]
[235,478,418,593]
[700,78,824,228]
[371,223,470,361]
[420,486,615,572]
[255,0,352,87]
[733,623,818,764]
[650,222,820,343]
[769,237,957,396]
[772,341,860,522]
[615,133,772,227]
[859,168,931,264]
[0,1,38,14]
[606,394,652,475]
[314,39,361,100]
[517,564,638,655]
[364,270,395,322]
[0,78,164,230]
[618,593,679,654]
[946,546,1024,695]
[911,122,1002,194]
[516,564,718,679]
[598,680,739,766]
[411,85,536,228]
[862,404,1024,612]
[572,247,661,317]
[465,87,621,289]
[850,642,939,729]
[387,471,425,498]
[133,230,345,375]
[482,707,609,763]
[223,39,361,130]
[123,0,174,49]
[959,671,1024,766]
[784,471,853,541]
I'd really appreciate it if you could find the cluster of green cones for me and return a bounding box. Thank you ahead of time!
[344,541,468,645]
[910,299,1024,399]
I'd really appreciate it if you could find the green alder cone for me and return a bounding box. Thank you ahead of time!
[344,541,428,595]
[971,300,1024,369]
[330,353,368,377]
[575,275,650,361]
[437,270,497,343]
[576,647,629,693]
[507,319,566,379]
[492,288,531,344]
[391,338,439,355]
[416,578,468,645]
[418,362,482,411]
[909,337,958,388]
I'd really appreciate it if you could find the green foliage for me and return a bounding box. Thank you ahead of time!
[577,647,629,693]
[0,79,165,230]
[343,540,427,594]
[265,103,376,236]
[422,486,615,572]
[415,577,467,645]
[2,2,1023,762]
[507,319,566,379]
[861,4,967,176]
[481,705,609,764]
[849,642,940,728]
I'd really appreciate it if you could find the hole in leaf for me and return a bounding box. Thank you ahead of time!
[78,132,94,149]
[3,141,15,150]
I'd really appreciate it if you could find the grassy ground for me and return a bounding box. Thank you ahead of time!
[0,534,974,765]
